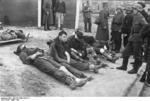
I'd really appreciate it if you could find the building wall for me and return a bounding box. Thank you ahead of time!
[0,0,38,26]
[0,0,76,28]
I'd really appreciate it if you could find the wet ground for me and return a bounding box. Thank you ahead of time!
[0,26,149,97]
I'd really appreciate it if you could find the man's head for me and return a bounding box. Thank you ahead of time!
[125,6,133,14]
[75,31,83,40]
[132,4,141,14]
[14,44,26,55]
[116,7,122,13]
[58,30,67,42]
[138,2,145,9]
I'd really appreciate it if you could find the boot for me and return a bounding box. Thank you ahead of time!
[117,57,128,71]
[128,59,141,74]
[65,76,77,90]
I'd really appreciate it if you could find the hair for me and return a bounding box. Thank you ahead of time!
[14,44,25,55]
[75,30,83,39]
[58,30,67,36]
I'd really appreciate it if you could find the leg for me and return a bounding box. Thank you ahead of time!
[33,58,87,90]
[88,18,92,32]
[84,18,88,32]
[128,42,143,74]
[61,62,87,78]
[117,42,132,70]
[115,31,122,52]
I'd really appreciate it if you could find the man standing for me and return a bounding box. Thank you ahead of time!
[121,7,133,47]
[140,24,150,86]
[82,1,92,32]
[117,4,147,74]
[55,0,66,30]
[138,2,148,21]
[111,7,124,53]
[43,1,53,31]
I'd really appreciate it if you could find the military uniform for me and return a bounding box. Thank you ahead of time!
[117,11,147,73]
[111,11,124,52]
[140,24,150,84]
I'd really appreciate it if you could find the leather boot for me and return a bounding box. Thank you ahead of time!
[128,59,141,74]
[117,57,129,71]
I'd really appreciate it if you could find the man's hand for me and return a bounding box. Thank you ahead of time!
[65,51,71,63]
[27,52,43,60]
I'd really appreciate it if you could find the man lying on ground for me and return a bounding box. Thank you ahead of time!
[14,44,92,90]
[47,30,101,73]
[0,29,26,41]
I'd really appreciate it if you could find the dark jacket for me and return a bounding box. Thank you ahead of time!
[140,24,150,62]
[128,12,147,42]
[16,48,44,64]
[82,5,91,19]
[111,12,124,31]
[147,15,150,23]
[121,13,133,34]
[55,1,66,13]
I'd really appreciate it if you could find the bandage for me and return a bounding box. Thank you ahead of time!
[100,48,105,53]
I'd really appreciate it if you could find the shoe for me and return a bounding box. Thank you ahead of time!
[93,67,99,73]
[86,76,94,81]
[76,79,87,87]
[69,82,77,90]
[145,81,150,87]
[116,66,127,71]
[128,69,138,74]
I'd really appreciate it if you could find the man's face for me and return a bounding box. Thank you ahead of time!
[59,34,67,42]
[133,9,138,14]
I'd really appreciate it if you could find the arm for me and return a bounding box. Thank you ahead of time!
[19,52,31,64]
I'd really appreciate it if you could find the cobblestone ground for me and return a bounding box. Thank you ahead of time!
[0,26,148,97]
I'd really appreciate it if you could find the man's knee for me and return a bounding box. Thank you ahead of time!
[54,70,66,78]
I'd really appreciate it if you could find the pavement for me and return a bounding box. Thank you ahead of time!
[0,26,149,97]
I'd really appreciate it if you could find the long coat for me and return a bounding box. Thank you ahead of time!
[42,1,54,25]
[95,9,109,42]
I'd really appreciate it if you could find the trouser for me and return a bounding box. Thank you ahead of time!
[122,42,143,71]
[111,31,122,51]
[69,59,89,71]
[33,57,74,86]
[44,15,50,30]
[56,12,64,28]
[45,57,87,78]
[84,18,92,32]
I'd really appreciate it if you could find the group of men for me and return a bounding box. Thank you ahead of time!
[15,29,120,90]
[113,3,150,85]
[14,1,150,90]
[42,0,66,31]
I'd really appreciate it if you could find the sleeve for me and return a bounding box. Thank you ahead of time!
[19,52,31,64]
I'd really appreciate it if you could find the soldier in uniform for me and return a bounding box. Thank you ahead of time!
[140,24,150,86]
[121,7,133,47]
[117,4,147,74]
[111,7,124,52]
[82,1,92,32]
